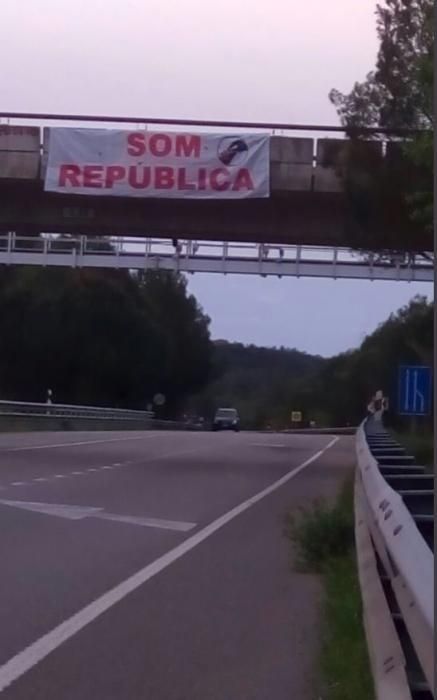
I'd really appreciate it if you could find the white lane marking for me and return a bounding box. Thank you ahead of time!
[0,500,103,520]
[251,442,287,448]
[94,512,196,532]
[0,437,338,692]
[34,478,48,483]
[0,433,161,453]
[0,500,196,532]
[3,446,205,491]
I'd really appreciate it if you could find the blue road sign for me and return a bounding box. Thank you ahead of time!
[398,365,432,416]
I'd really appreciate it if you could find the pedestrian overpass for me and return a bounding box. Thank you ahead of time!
[0,112,432,281]
[1,233,433,282]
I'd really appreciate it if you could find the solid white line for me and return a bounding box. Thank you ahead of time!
[0,437,338,692]
[0,433,161,453]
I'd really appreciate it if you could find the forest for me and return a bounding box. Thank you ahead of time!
[0,262,431,429]
[189,296,433,429]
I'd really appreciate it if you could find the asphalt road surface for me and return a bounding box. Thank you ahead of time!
[0,429,353,699]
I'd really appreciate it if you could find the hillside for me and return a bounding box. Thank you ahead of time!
[188,341,326,429]
[188,297,433,430]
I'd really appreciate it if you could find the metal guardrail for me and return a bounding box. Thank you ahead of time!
[356,416,434,699]
[0,399,154,421]
[0,399,207,431]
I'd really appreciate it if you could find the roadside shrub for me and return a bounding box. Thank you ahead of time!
[285,481,355,572]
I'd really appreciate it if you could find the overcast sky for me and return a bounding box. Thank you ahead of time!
[1,0,433,356]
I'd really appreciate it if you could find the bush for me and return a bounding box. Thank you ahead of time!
[285,477,374,700]
[285,481,355,573]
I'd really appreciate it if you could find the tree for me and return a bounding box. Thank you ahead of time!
[0,266,212,411]
[189,298,433,429]
[136,270,212,411]
[329,0,433,248]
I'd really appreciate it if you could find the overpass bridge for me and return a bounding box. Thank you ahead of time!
[0,113,431,255]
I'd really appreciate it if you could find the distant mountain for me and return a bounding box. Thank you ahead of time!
[188,297,433,430]
[188,340,326,429]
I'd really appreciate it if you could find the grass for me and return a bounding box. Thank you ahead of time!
[321,556,374,700]
[286,478,374,700]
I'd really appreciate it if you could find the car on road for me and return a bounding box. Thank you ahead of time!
[212,408,240,432]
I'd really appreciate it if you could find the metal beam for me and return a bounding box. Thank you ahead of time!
[0,112,424,135]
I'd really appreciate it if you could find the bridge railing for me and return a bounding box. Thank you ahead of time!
[355,416,434,698]
[0,233,433,282]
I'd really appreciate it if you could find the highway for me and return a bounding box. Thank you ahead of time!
[0,429,352,699]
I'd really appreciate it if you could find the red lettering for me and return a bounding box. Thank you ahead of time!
[232,168,254,191]
[128,166,151,189]
[59,164,81,187]
[175,135,201,158]
[210,168,230,191]
[127,132,146,157]
[155,166,174,189]
[150,134,172,157]
[83,165,103,188]
[177,168,196,190]
[105,166,126,188]
[198,168,207,190]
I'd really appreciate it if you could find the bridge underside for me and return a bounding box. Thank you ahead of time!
[0,181,429,252]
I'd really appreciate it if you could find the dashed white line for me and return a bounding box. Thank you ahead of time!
[251,442,287,448]
[54,474,67,479]
[101,466,114,471]
[71,471,84,476]
[33,478,48,483]
[10,482,26,487]
[1,433,161,453]
[0,437,339,693]
[87,468,98,472]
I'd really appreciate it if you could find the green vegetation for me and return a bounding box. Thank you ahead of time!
[285,483,355,573]
[0,266,212,415]
[191,296,433,429]
[286,479,374,700]
[188,342,325,429]
[329,0,433,251]
[321,556,374,700]
[0,258,431,432]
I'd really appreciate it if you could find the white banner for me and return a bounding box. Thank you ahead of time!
[44,128,270,199]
